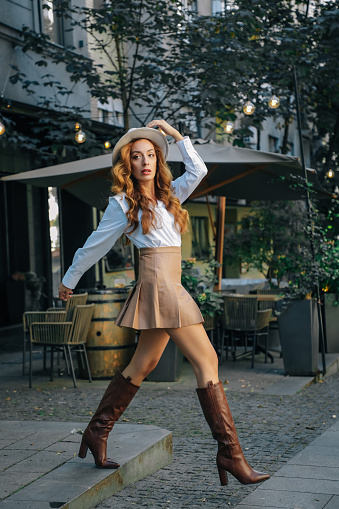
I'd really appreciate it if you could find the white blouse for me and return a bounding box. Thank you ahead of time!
[62,136,208,289]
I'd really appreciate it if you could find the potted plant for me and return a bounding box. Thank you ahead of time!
[6,271,46,323]
[223,198,337,376]
[181,256,224,325]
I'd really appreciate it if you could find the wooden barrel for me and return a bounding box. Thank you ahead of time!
[80,288,136,379]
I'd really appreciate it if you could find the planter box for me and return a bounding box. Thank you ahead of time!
[6,281,34,324]
[147,340,183,382]
[324,293,339,353]
[278,299,319,376]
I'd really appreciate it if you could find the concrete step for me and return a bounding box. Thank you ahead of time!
[0,421,172,509]
[262,353,339,396]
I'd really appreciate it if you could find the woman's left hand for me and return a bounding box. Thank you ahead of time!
[146,119,183,142]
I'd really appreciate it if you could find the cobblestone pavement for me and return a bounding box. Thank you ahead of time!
[1,351,338,508]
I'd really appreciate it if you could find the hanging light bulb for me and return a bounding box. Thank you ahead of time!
[75,130,86,143]
[74,122,81,131]
[104,141,111,149]
[243,101,255,115]
[224,121,235,134]
[0,122,5,135]
[268,95,280,109]
[327,169,335,178]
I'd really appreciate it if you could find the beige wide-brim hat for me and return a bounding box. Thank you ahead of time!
[112,127,169,165]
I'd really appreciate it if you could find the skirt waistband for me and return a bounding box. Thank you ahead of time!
[139,246,181,255]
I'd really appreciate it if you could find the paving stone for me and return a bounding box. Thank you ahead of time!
[276,464,339,481]
[234,489,332,508]
[0,449,35,471]
[5,450,71,474]
[288,446,339,468]
[263,375,314,396]
[4,431,74,451]
[309,428,339,448]
[323,496,339,509]
[261,476,339,495]
[0,502,54,508]
[0,472,38,500]
[0,440,15,449]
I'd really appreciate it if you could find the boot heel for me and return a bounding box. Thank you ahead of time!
[218,466,228,486]
[78,438,88,459]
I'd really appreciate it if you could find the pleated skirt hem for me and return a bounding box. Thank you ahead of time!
[114,247,204,330]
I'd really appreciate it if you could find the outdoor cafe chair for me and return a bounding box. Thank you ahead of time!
[257,289,286,295]
[22,293,88,375]
[220,295,272,368]
[256,293,286,359]
[28,304,94,388]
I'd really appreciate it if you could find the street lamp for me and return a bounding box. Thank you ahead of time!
[326,169,335,178]
[104,141,111,149]
[0,122,5,135]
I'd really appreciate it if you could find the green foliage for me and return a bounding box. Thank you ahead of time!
[181,257,224,317]
[224,201,308,284]
[225,199,339,300]
[4,0,339,185]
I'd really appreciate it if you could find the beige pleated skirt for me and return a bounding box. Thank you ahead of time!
[114,246,204,330]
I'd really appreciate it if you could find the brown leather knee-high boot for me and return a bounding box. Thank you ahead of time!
[78,370,139,468]
[196,380,270,485]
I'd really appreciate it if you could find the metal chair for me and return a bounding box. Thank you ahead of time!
[28,304,94,388]
[220,295,272,368]
[257,297,284,359]
[22,293,88,375]
[203,314,222,362]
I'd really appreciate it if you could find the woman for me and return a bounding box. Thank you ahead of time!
[58,119,269,486]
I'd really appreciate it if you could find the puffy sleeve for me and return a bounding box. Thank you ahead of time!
[62,196,128,289]
[171,137,208,204]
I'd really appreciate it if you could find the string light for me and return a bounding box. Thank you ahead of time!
[74,122,86,143]
[224,121,235,134]
[326,169,335,178]
[104,141,111,149]
[0,122,5,135]
[75,130,86,143]
[243,101,255,115]
[268,95,280,109]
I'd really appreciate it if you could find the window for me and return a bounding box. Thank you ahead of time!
[268,135,279,153]
[104,241,134,272]
[286,142,294,156]
[97,98,124,127]
[212,0,236,15]
[42,0,64,45]
[191,216,210,259]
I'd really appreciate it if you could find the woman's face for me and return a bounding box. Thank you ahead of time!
[130,139,157,183]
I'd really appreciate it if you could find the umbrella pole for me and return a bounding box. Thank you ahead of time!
[215,196,226,291]
[293,66,326,376]
[96,209,105,289]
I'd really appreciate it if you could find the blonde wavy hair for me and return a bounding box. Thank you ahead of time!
[111,139,189,239]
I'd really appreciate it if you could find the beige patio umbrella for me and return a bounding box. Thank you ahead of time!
[2,140,333,287]
[1,139,331,207]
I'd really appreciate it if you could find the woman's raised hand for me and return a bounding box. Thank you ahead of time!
[58,282,73,301]
[146,119,184,142]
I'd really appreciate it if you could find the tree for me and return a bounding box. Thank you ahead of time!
[224,200,309,285]
[4,0,339,178]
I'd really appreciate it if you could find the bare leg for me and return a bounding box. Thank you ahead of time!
[122,328,170,386]
[165,323,219,388]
